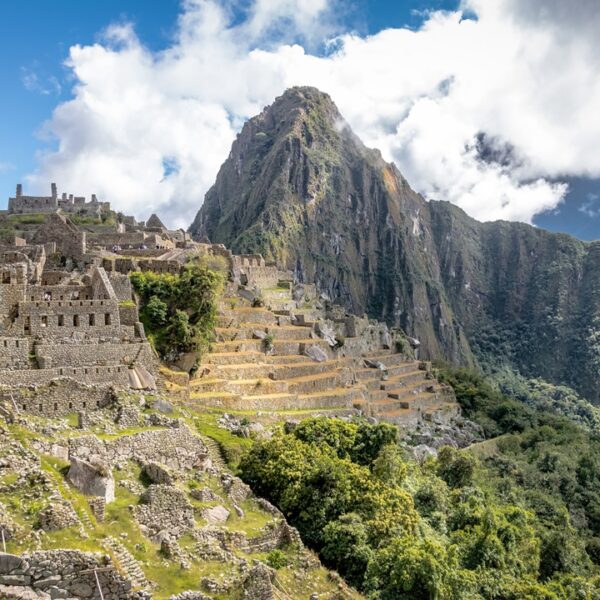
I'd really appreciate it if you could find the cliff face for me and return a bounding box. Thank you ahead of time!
[190,87,600,402]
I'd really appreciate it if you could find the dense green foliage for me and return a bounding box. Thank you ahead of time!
[239,402,600,598]
[130,263,223,363]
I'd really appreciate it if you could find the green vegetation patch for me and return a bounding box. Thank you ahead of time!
[130,263,223,366]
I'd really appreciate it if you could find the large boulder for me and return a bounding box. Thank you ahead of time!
[202,506,230,524]
[303,345,328,362]
[67,457,115,503]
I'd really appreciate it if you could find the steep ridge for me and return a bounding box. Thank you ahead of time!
[190,86,600,403]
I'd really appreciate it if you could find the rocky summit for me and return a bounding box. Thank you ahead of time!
[190,86,600,403]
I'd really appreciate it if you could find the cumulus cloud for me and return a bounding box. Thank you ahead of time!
[25,0,600,227]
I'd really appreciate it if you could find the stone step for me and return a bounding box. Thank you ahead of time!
[376,407,422,427]
[372,391,441,413]
[423,402,461,421]
[204,350,264,365]
[191,377,289,396]
[370,392,440,416]
[285,371,341,394]
[208,362,276,380]
[217,308,278,326]
[385,379,436,398]
[212,338,331,356]
[363,352,418,367]
[269,360,344,380]
[105,537,150,590]
[202,437,227,469]
[265,300,297,312]
[188,391,241,409]
[297,388,364,410]
[215,324,312,341]
[266,354,327,365]
[261,288,293,300]
[385,361,425,377]
[380,370,430,390]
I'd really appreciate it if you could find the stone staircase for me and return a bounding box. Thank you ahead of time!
[104,536,150,591]
[186,280,459,428]
[202,436,227,470]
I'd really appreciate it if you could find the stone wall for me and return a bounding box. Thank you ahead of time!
[69,425,210,471]
[32,341,154,369]
[16,299,122,338]
[0,363,130,388]
[0,337,30,369]
[1,380,114,417]
[108,273,134,302]
[31,213,86,258]
[0,550,134,599]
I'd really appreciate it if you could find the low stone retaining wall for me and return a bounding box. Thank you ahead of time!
[0,550,134,599]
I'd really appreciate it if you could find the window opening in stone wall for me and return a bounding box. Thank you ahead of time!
[89,314,95,326]
[73,315,80,326]
[41,316,47,328]
[58,315,64,326]
[105,313,111,325]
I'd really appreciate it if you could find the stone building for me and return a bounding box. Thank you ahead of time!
[0,255,156,414]
[8,182,110,216]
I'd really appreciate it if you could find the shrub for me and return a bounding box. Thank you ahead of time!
[262,334,274,352]
[266,549,288,569]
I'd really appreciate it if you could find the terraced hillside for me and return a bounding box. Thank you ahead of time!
[184,274,459,429]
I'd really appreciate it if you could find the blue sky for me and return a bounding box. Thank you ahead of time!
[0,0,598,239]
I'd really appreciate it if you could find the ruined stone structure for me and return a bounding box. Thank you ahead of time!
[0,259,156,413]
[0,181,460,429]
[7,182,110,216]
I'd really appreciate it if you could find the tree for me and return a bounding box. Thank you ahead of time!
[146,295,167,325]
[364,537,465,600]
[321,513,373,588]
[437,446,475,489]
[372,444,408,486]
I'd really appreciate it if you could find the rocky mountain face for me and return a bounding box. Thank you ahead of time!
[190,87,600,403]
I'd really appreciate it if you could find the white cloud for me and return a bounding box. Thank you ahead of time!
[25,0,600,228]
[21,67,62,96]
[0,162,15,173]
[579,193,600,218]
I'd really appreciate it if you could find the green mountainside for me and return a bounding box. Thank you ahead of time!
[190,86,600,403]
